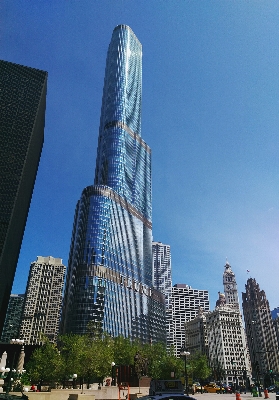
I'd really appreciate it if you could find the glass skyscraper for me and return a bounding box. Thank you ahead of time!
[1,294,25,343]
[0,60,47,336]
[61,25,166,343]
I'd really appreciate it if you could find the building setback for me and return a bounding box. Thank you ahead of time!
[61,25,166,343]
[19,256,65,344]
[171,284,210,356]
[0,294,25,343]
[242,278,279,383]
[0,60,47,335]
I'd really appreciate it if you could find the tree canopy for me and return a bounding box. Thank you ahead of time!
[25,333,211,387]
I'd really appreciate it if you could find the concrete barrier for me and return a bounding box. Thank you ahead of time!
[27,391,95,400]
[26,387,149,400]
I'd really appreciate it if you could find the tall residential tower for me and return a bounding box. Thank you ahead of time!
[20,256,66,344]
[0,60,47,335]
[171,284,210,356]
[61,25,165,343]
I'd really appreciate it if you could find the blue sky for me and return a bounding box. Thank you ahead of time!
[1,1,279,310]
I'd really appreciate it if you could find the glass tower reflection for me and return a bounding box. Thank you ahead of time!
[61,25,166,343]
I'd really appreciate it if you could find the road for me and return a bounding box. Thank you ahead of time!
[190,393,277,400]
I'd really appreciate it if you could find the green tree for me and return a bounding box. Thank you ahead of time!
[26,333,212,389]
[89,332,114,382]
[143,342,165,379]
[159,352,183,380]
[134,342,184,380]
[112,336,138,366]
[59,334,85,387]
[190,352,211,382]
[72,330,114,386]
[26,339,62,386]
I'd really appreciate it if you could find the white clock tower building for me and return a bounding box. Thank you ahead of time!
[223,260,239,308]
[204,261,252,386]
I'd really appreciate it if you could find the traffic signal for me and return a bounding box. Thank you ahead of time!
[243,370,247,379]
[269,370,274,384]
[264,373,271,388]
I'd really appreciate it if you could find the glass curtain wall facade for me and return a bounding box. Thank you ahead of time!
[61,25,166,343]
[0,60,47,336]
[1,294,25,343]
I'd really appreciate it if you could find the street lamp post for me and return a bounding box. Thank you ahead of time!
[0,368,10,392]
[180,350,190,395]
[72,374,77,389]
[111,362,116,386]
[6,339,24,394]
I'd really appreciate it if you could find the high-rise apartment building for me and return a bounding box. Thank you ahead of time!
[171,284,210,356]
[242,278,279,380]
[19,256,65,344]
[0,60,47,335]
[0,294,25,343]
[61,25,166,343]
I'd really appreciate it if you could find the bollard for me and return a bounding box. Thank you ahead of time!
[264,389,269,399]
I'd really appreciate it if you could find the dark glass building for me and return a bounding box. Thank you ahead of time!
[0,294,25,343]
[0,60,47,335]
[61,25,166,342]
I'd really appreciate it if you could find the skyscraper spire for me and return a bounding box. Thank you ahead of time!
[61,26,165,343]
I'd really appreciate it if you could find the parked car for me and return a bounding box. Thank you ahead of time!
[204,383,225,393]
[221,384,233,393]
[267,385,279,393]
[140,395,197,400]
[192,383,205,393]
